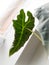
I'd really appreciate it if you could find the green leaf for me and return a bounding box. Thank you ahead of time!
[9,9,35,56]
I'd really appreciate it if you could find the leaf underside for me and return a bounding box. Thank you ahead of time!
[9,9,35,56]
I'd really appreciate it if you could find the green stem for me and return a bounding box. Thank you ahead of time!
[26,28,42,42]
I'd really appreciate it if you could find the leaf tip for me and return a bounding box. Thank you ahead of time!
[9,49,14,56]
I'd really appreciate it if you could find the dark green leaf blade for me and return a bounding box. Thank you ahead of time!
[9,9,35,56]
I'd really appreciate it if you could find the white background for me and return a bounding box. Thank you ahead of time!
[0,0,49,65]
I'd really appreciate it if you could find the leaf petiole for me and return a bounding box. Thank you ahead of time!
[26,28,42,42]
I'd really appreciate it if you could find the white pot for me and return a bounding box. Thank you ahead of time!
[15,30,48,65]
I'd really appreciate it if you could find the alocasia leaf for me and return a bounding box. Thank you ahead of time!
[9,9,35,56]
